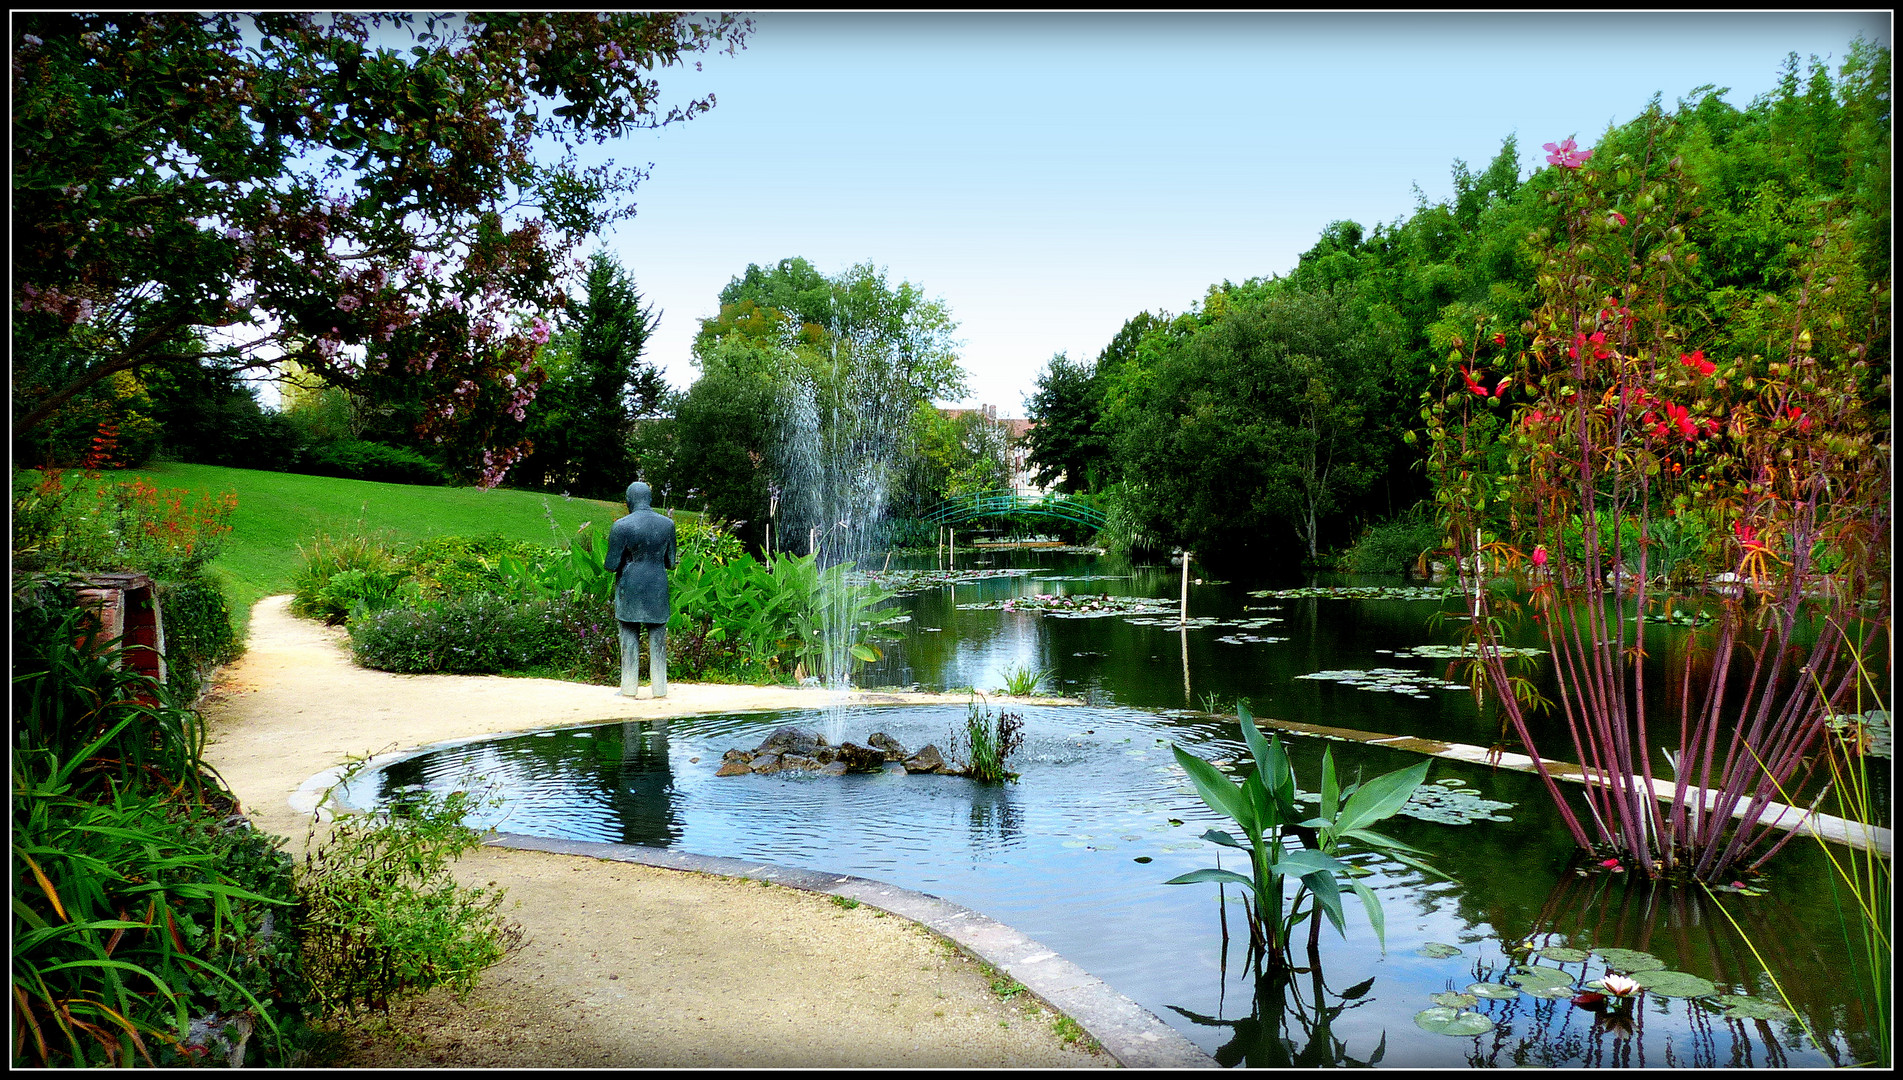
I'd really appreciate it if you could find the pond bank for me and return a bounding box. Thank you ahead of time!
[201,595,1108,1068]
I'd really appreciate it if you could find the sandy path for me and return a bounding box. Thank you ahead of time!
[201,596,1107,1068]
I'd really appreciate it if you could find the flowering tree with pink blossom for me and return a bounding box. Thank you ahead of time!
[12,13,750,485]
[1421,110,1891,882]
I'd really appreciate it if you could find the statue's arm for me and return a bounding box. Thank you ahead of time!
[605,526,627,575]
[664,527,678,570]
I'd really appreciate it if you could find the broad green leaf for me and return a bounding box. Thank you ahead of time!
[1632,969,1717,997]
[1198,828,1247,849]
[1347,878,1386,950]
[1536,946,1589,963]
[1340,826,1430,855]
[1164,867,1258,891]
[1417,942,1463,958]
[1320,746,1340,826]
[1337,760,1430,834]
[1415,1006,1494,1036]
[1592,947,1667,973]
[1239,771,1272,836]
[1171,746,1249,829]
[1466,981,1520,999]
[1276,849,1351,878]
[848,643,880,663]
[1713,994,1794,1020]
[1302,869,1347,938]
[1505,966,1574,993]
[1431,991,1479,1008]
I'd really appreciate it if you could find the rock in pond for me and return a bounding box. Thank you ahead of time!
[903,745,951,774]
[867,732,908,761]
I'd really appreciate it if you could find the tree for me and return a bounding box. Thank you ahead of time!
[1023,352,1106,494]
[668,359,774,548]
[12,12,749,484]
[1108,286,1400,565]
[510,252,662,497]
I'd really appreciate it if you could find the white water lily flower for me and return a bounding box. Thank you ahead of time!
[1601,974,1641,998]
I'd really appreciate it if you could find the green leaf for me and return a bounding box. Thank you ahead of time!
[1592,947,1667,972]
[1171,745,1250,831]
[1466,981,1520,999]
[1198,828,1247,849]
[1276,849,1351,878]
[1430,991,1479,1008]
[1415,1006,1494,1036]
[1302,869,1347,938]
[1319,746,1340,826]
[848,642,880,663]
[1417,942,1463,958]
[1535,946,1590,963]
[1164,867,1258,891]
[1337,759,1430,834]
[1631,969,1718,997]
[1340,826,1430,855]
[1346,878,1387,951]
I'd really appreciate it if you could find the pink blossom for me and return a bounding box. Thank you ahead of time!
[1543,137,1592,169]
[1532,546,1548,568]
[527,316,551,344]
[337,294,362,312]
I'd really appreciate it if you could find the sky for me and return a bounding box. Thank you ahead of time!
[578,12,1888,416]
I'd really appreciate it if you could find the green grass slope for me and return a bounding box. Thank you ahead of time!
[114,463,628,641]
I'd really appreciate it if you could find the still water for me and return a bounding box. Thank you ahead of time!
[364,550,1879,1067]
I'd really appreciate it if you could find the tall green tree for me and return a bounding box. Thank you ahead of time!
[510,253,663,497]
[12,12,749,484]
[1109,286,1402,565]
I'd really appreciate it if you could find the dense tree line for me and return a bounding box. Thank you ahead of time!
[1025,40,1890,573]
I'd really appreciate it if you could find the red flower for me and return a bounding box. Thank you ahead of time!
[1492,376,1512,398]
[1679,350,1715,376]
[1532,546,1548,568]
[1608,211,1628,227]
[1784,406,1812,433]
[1734,521,1769,554]
[1461,367,1487,397]
[1492,332,1507,346]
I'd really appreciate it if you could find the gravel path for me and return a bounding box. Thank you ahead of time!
[201,596,1108,1068]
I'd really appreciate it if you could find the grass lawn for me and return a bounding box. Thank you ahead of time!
[96,463,632,642]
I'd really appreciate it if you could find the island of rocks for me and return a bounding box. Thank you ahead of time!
[715,725,961,777]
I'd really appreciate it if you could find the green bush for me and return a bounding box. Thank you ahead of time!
[12,583,313,1068]
[289,532,404,624]
[1339,508,1443,575]
[402,533,547,602]
[296,440,448,487]
[156,570,243,701]
[297,784,523,1018]
[347,593,570,674]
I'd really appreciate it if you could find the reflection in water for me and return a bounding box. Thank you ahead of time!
[965,782,1023,854]
[613,720,681,847]
[1169,925,1388,1068]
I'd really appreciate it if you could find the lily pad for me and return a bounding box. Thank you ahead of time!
[1505,967,1575,993]
[1417,942,1463,958]
[1430,991,1479,1009]
[1415,1006,1496,1036]
[1632,969,1718,998]
[1592,947,1667,973]
[1467,981,1521,1000]
[1536,946,1590,963]
[1712,994,1794,1021]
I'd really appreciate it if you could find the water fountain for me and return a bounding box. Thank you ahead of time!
[770,313,917,742]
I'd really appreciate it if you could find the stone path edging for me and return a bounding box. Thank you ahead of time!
[479,833,1217,1070]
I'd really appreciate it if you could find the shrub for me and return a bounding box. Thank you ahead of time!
[402,533,548,602]
[1338,507,1443,575]
[297,784,523,1018]
[12,584,313,1068]
[950,697,1025,783]
[11,468,237,579]
[296,439,449,486]
[348,593,569,675]
[156,570,243,700]
[289,532,404,623]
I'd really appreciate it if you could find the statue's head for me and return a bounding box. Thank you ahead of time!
[625,481,652,512]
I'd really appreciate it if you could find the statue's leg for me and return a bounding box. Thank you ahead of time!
[618,620,642,696]
[648,622,667,699]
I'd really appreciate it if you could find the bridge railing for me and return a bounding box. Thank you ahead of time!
[922,490,1106,530]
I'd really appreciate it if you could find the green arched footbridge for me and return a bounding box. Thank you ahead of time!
[923,490,1106,530]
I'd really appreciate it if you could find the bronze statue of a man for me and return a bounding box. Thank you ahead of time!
[605,481,677,698]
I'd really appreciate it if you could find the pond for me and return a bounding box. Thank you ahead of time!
[358,549,1881,1067]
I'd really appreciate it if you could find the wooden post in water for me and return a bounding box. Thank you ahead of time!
[1179,550,1191,626]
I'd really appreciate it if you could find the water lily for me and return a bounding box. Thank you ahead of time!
[1601,973,1641,998]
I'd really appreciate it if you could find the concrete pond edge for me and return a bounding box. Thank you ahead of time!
[481,832,1218,1070]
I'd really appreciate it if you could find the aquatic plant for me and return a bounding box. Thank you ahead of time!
[953,696,1025,783]
[1422,114,1891,883]
[998,662,1048,696]
[1166,706,1444,971]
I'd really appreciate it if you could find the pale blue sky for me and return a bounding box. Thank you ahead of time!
[587,11,1890,414]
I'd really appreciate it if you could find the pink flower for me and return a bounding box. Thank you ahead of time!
[1601,974,1641,998]
[1543,137,1592,169]
[1600,858,1622,870]
[337,294,362,313]
[1532,546,1548,568]
[1679,349,1714,376]
[1608,211,1627,227]
[1734,521,1768,554]
[527,316,551,344]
